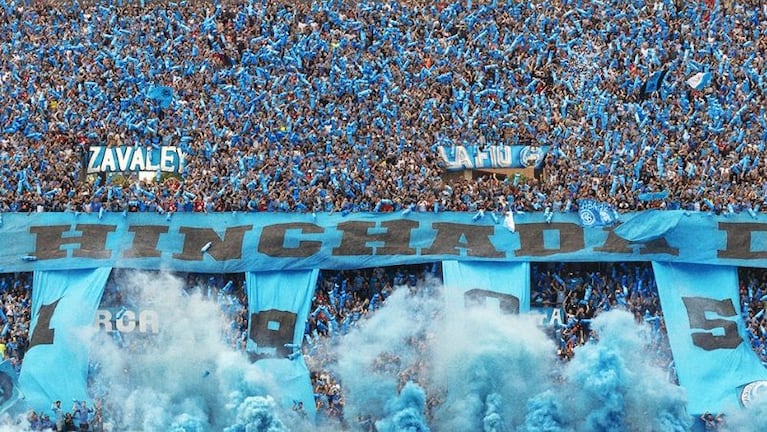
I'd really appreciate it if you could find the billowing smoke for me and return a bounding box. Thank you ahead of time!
[7,270,766,431]
[428,307,554,431]
[520,391,565,432]
[223,396,288,432]
[326,276,694,432]
[561,311,690,432]
[86,271,295,431]
[330,281,442,426]
[375,382,430,432]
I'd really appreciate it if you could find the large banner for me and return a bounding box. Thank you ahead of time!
[653,262,767,414]
[437,145,548,171]
[442,261,530,314]
[246,270,319,419]
[18,268,111,412]
[86,145,184,174]
[0,360,21,414]
[3,211,767,272]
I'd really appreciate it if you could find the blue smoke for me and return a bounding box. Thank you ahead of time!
[333,282,442,424]
[567,347,627,431]
[224,396,288,432]
[82,272,292,432]
[482,393,507,432]
[169,414,207,432]
[7,271,767,431]
[375,381,430,432]
[429,306,554,431]
[562,311,691,432]
[331,279,694,432]
[520,391,565,432]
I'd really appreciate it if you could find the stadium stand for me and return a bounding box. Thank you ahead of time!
[1,0,766,216]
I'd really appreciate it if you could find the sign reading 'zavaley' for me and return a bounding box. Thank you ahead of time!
[87,146,185,174]
[437,145,548,171]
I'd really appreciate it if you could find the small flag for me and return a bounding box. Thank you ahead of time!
[640,69,668,98]
[686,72,712,91]
[504,211,516,233]
[577,199,618,227]
[147,86,174,109]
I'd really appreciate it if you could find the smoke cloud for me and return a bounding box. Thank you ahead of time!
[6,270,766,431]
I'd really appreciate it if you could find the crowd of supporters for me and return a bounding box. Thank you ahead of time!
[1,0,767,215]
[740,267,767,366]
[2,0,767,429]
[1,263,765,429]
[531,262,675,378]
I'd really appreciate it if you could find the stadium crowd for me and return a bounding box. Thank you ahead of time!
[2,0,767,428]
[1,263,765,429]
[0,0,766,216]
[531,262,675,376]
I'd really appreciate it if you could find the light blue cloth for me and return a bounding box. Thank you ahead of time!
[614,210,683,242]
[18,268,111,412]
[245,270,318,420]
[442,260,530,313]
[146,86,174,109]
[246,270,318,351]
[653,262,767,415]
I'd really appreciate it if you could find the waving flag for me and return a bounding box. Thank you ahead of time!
[614,210,683,242]
[686,72,712,91]
[147,86,174,109]
[0,360,21,414]
[246,270,319,420]
[577,199,618,227]
[19,268,111,412]
[640,69,668,98]
[442,260,530,314]
[653,262,767,414]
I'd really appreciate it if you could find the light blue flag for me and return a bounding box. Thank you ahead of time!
[686,72,712,91]
[614,209,684,242]
[442,260,530,314]
[577,199,619,227]
[146,86,174,109]
[653,262,767,415]
[0,360,22,414]
[245,270,319,419]
[19,268,111,412]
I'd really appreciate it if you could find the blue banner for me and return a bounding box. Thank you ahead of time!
[637,190,670,202]
[614,210,684,243]
[18,268,111,412]
[437,145,548,171]
[653,262,767,414]
[87,145,185,174]
[0,360,21,414]
[577,199,618,227]
[442,261,530,314]
[641,69,668,96]
[2,211,767,272]
[146,85,174,109]
[245,270,318,419]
